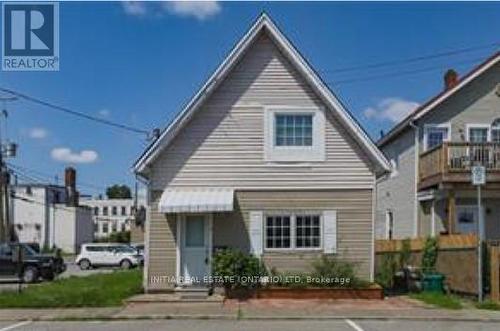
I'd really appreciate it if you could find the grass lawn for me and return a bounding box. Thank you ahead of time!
[0,269,142,308]
[410,291,462,310]
[476,300,500,311]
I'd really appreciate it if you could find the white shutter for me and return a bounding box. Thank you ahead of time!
[249,211,263,257]
[323,210,337,254]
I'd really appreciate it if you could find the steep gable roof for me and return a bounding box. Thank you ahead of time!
[378,51,500,147]
[133,13,390,175]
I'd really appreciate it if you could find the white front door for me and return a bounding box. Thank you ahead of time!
[180,215,211,285]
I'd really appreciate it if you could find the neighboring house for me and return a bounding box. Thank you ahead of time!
[11,168,94,254]
[134,14,390,292]
[376,52,500,240]
[80,198,135,239]
[79,197,146,243]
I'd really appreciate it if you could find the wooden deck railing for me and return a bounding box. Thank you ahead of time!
[419,142,500,183]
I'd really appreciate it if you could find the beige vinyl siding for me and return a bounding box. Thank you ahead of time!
[149,32,375,191]
[216,190,374,279]
[147,189,374,289]
[146,191,177,291]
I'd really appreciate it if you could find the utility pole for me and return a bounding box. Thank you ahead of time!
[0,95,18,242]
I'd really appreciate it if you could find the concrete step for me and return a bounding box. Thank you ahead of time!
[176,287,210,300]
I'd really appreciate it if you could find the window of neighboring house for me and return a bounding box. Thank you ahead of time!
[112,222,117,232]
[492,119,500,143]
[102,223,109,234]
[275,114,313,146]
[93,222,98,232]
[265,213,322,250]
[468,126,489,143]
[121,206,127,216]
[467,125,490,164]
[103,207,108,216]
[94,207,99,216]
[265,108,325,162]
[121,223,126,232]
[456,205,480,234]
[424,125,450,150]
[112,206,117,216]
[386,211,394,240]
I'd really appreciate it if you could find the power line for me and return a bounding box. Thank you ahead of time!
[328,57,484,86]
[0,87,150,136]
[7,163,106,192]
[319,41,499,74]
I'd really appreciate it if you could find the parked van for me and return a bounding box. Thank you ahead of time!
[76,243,143,270]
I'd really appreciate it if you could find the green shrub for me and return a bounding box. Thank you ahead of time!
[212,249,267,290]
[375,253,399,289]
[94,231,131,244]
[310,255,369,288]
[422,237,439,273]
[400,238,412,268]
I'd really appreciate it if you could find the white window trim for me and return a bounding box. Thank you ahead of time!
[466,124,491,142]
[264,106,325,162]
[264,212,323,252]
[423,123,451,151]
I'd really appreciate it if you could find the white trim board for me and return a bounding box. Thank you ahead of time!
[132,13,390,175]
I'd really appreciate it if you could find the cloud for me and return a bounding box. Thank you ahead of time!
[28,127,48,139]
[163,1,221,20]
[363,98,420,123]
[98,109,111,117]
[51,148,99,164]
[122,1,221,20]
[122,1,147,16]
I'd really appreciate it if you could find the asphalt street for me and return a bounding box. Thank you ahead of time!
[0,319,499,331]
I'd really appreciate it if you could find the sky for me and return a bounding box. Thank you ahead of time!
[1,1,499,196]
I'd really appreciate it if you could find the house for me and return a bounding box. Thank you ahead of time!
[80,196,147,243]
[375,52,500,240]
[11,168,94,253]
[80,198,135,238]
[134,14,390,292]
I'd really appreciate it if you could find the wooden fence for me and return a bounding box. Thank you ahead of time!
[375,234,478,252]
[376,234,500,301]
[491,246,500,302]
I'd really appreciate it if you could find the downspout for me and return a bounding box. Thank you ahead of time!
[409,121,420,238]
[135,172,151,293]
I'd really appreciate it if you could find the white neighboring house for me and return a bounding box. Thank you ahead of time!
[80,198,137,239]
[11,183,94,254]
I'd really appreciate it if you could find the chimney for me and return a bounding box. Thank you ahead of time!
[64,167,78,206]
[444,69,459,90]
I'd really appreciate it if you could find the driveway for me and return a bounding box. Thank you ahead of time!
[1,320,499,331]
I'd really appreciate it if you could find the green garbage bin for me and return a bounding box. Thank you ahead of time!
[422,273,445,292]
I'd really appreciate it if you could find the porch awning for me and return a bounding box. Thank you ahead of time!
[158,188,234,213]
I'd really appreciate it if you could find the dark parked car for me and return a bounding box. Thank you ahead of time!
[0,242,66,283]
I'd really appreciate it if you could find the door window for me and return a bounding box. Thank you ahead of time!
[185,217,205,247]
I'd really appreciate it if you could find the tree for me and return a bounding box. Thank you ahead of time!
[106,184,132,199]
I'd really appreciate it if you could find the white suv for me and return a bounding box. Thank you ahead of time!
[76,243,143,270]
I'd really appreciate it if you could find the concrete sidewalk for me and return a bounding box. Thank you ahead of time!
[1,297,500,322]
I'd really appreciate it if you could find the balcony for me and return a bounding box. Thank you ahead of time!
[419,142,500,190]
